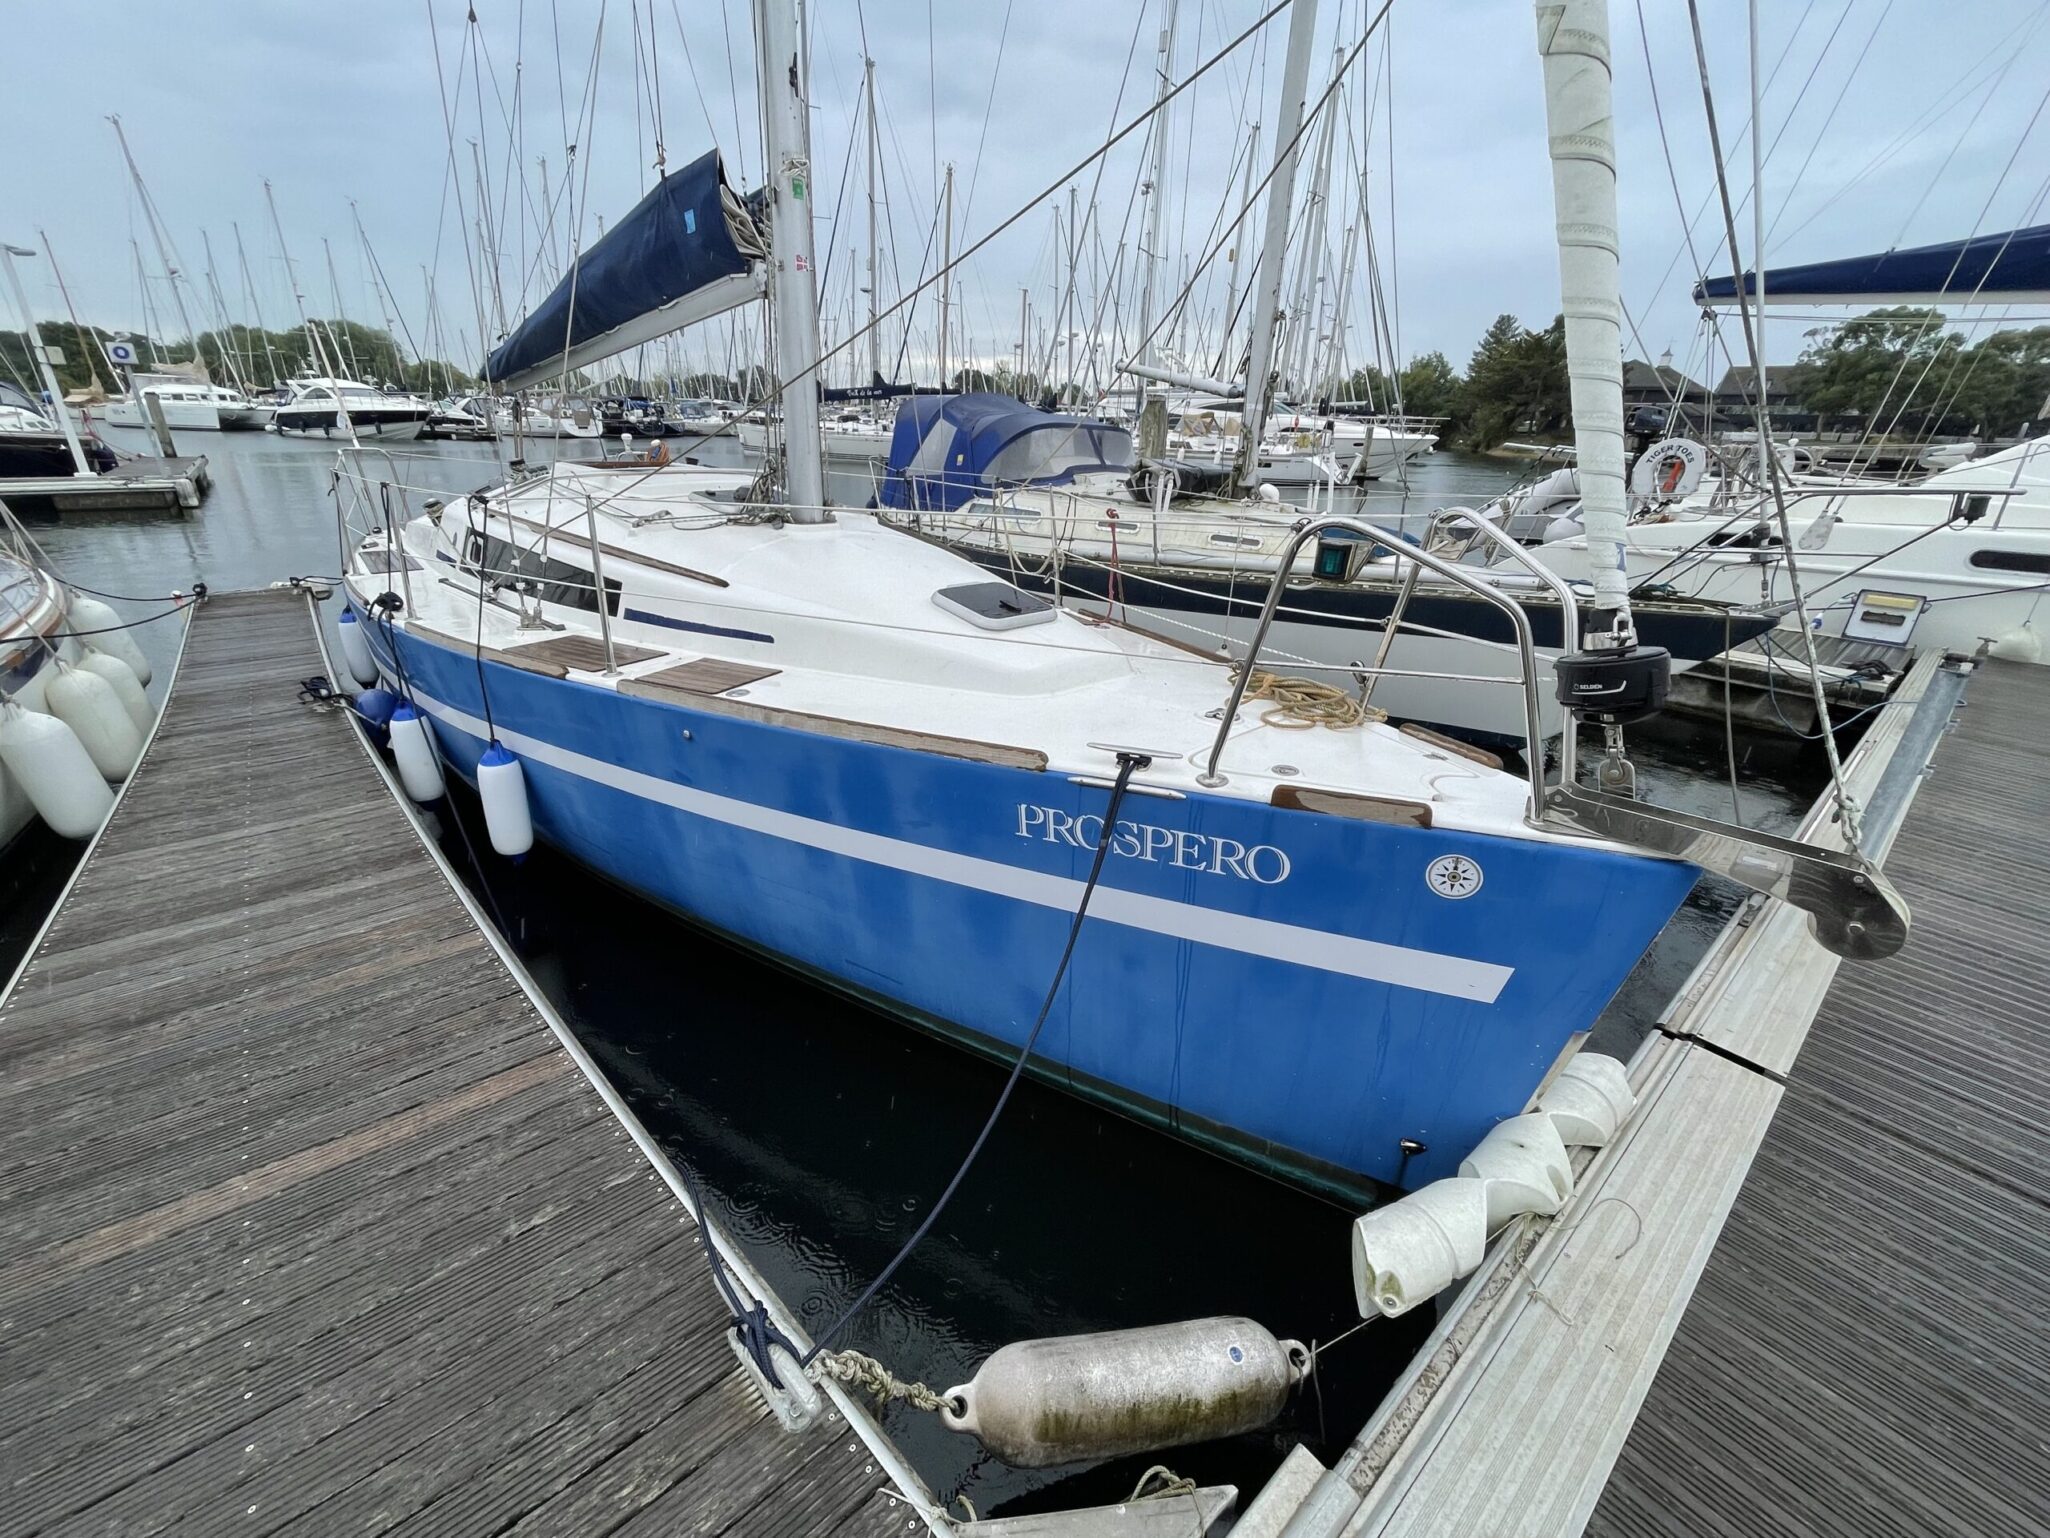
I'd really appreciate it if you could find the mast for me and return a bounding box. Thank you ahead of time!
[1533,0,1635,646]
[322,238,364,379]
[1017,288,1029,398]
[864,55,881,385]
[232,221,284,386]
[267,180,358,445]
[108,115,205,371]
[0,241,94,474]
[1286,48,1343,401]
[1217,121,1259,376]
[755,0,827,518]
[198,230,252,395]
[938,164,954,391]
[1064,185,1078,400]
[1232,0,1319,493]
[1135,0,1178,372]
[38,230,104,395]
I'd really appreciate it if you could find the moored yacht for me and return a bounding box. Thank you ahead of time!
[271,375,432,440]
[877,394,1779,749]
[103,372,268,432]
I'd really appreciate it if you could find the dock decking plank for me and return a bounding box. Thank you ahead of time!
[1587,658,2050,1538]
[0,591,908,1536]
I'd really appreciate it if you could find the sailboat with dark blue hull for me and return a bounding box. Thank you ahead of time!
[333,0,1902,1198]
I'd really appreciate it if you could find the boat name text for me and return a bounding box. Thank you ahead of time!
[1014,804,1291,884]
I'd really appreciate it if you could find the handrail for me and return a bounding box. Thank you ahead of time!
[1195,516,1548,816]
[1427,505,1584,786]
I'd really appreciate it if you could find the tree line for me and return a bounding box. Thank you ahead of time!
[0,318,473,399]
[1327,306,2050,449]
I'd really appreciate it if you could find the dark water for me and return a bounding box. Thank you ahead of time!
[3,427,1830,1516]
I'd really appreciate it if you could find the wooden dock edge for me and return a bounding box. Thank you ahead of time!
[300,590,950,1536]
[1272,649,1971,1538]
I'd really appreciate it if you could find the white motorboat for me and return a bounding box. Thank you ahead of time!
[102,372,268,433]
[271,376,433,440]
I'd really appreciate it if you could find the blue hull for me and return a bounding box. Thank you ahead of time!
[363,616,1692,1193]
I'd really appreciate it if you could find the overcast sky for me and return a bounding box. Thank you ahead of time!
[4,0,2046,388]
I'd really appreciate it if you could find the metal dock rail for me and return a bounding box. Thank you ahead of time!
[1260,649,2047,1538]
[0,590,934,1536]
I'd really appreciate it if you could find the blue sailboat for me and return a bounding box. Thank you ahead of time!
[337,0,1899,1198]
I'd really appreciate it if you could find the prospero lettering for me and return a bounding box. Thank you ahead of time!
[1014,804,1291,884]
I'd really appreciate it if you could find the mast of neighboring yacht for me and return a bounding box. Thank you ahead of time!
[108,115,207,374]
[0,241,94,474]
[37,231,104,397]
[267,180,360,446]
[939,164,955,391]
[1216,121,1259,378]
[1286,47,1343,403]
[1135,0,1178,376]
[1533,0,1637,651]
[1231,0,1320,494]
[198,230,254,397]
[755,0,827,517]
[232,222,285,388]
[864,55,881,387]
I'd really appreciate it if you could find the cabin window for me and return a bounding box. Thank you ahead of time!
[1968,548,2050,574]
[304,387,333,401]
[462,530,621,616]
[1208,531,1264,550]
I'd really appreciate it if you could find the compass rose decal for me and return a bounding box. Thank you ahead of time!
[1425,854,1484,899]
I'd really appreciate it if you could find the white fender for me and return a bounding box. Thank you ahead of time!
[0,702,116,839]
[337,609,378,687]
[1538,1053,1635,1148]
[387,702,446,802]
[1990,625,2042,664]
[44,662,143,780]
[65,595,153,685]
[1351,1178,1490,1319]
[78,648,154,734]
[1459,1112,1574,1230]
[476,743,534,857]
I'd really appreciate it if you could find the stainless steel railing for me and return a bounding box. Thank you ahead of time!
[1194,515,1554,814]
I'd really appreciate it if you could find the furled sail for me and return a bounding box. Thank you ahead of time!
[483,149,767,390]
[1695,225,2050,306]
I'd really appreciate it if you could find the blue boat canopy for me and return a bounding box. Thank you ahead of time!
[877,394,1134,513]
[484,149,766,390]
[1695,225,2050,306]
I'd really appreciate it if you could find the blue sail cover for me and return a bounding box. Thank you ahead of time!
[877,394,1134,513]
[1695,225,2050,306]
[483,149,763,389]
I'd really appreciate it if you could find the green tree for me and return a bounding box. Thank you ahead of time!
[1396,350,1464,426]
[1461,313,1567,449]
[1945,325,2050,435]
[1787,306,1958,427]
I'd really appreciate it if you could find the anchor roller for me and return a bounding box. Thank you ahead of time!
[942,1317,1308,1467]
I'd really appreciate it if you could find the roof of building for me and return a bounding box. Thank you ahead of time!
[1713,364,1803,397]
[1621,359,1711,399]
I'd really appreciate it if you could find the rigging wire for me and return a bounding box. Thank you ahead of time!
[1684,0,1861,851]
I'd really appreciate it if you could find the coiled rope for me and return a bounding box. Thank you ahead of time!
[1244,670,1385,730]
